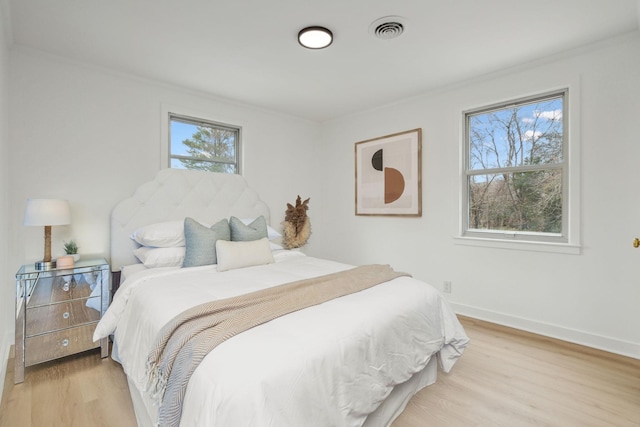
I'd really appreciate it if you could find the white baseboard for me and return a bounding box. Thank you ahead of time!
[451,302,640,360]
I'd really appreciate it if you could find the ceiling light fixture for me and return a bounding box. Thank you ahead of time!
[298,26,333,49]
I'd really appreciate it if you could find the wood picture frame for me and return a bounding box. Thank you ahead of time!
[355,128,422,216]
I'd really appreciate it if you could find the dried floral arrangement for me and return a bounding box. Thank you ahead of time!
[282,196,311,249]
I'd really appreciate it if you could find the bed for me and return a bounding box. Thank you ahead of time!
[95,168,469,427]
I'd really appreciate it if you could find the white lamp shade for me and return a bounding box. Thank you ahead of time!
[23,199,71,226]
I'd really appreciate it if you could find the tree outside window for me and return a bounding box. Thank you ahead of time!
[464,91,566,241]
[169,114,239,174]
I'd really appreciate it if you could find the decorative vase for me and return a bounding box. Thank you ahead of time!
[57,255,75,269]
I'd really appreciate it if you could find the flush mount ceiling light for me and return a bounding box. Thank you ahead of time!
[369,16,407,40]
[298,26,333,49]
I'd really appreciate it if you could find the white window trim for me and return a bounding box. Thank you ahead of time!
[160,103,243,173]
[456,79,581,255]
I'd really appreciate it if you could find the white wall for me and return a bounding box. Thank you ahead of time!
[4,28,639,363]
[0,0,10,395]
[6,48,321,336]
[315,33,640,358]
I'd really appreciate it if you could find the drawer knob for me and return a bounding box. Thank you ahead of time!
[62,312,70,319]
[62,283,70,292]
[61,339,69,347]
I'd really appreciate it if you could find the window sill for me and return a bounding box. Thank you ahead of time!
[454,236,581,255]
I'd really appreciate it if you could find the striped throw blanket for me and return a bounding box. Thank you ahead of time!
[145,264,409,427]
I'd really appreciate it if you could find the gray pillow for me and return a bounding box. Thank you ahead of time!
[229,216,268,241]
[182,217,230,267]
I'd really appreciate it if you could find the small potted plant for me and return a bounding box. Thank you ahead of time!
[63,240,80,262]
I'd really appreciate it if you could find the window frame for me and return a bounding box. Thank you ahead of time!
[160,105,242,175]
[458,86,581,254]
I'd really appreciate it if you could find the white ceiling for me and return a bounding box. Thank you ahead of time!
[5,0,640,122]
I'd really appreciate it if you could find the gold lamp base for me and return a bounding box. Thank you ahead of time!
[35,260,56,270]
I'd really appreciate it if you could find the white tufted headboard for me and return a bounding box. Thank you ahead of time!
[110,169,271,271]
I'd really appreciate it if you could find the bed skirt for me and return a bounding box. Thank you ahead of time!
[125,355,438,427]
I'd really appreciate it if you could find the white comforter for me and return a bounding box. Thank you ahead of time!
[95,251,469,427]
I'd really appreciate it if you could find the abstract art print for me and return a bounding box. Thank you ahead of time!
[355,128,422,216]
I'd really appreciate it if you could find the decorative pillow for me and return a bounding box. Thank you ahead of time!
[130,220,185,247]
[230,216,268,241]
[240,218,282,241]
[182,218,231,268]
[216,238,275,272]
[134,246,185,268]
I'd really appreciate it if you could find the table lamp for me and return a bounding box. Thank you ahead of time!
[23,198,71,270]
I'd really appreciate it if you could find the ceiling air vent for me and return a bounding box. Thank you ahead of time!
[369,16,407,40]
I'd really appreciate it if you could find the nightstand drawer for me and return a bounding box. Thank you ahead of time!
[25,323,98,367]
[28,275,93,307]
[26,297,101,336]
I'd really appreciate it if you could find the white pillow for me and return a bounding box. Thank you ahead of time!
[269,242,284,251]
[216,238,275,272]
[130,218,280,247]
[130,221,185,247]
[134,246,185,268]
[121,263,149,281]
[240,218,282,241]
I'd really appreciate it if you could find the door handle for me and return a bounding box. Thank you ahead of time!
[634,238,639,248]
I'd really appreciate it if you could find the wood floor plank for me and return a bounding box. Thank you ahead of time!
[1,317,638,426]
[0,347,136,427]
[392,316,640,427]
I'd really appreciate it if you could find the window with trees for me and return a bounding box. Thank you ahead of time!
[169,114,240,173]
[463,90,567,243]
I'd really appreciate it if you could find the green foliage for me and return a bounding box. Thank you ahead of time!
[63,240,78,255]
[179,126,236,173]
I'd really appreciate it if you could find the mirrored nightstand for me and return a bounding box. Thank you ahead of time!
[15,258,110,383]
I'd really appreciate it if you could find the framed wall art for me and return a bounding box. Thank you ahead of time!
[355,128,422,216]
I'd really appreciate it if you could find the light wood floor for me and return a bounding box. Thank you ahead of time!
[1,317,639,427]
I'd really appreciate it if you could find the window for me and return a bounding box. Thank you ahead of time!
[168,113,240,173]
[462,90,568,244]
